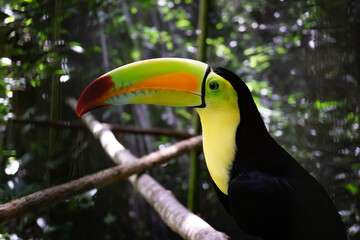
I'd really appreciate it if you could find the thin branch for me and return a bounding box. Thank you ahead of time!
[67,98,229,240]
[3,118,194,139]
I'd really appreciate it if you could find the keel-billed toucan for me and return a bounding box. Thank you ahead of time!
[77,58,346,240]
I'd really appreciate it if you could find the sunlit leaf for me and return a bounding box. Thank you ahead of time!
[69,41,81,47]
[25,18,32,26]
[176,19,190,29]
[4,16,15,24]
[216,23,223,29]
[30,80,36,87]
[166,42,173,50]
[131,49,141,61]
[244,47,256,56]
[314,100,346,110]
[131,7,138,14]
[277,47,287,54]
[346,183,359,195]
[55,69,66,75]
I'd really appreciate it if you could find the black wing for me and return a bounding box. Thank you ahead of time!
[227,169,347,240]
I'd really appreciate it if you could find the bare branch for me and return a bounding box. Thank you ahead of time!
[134,174,230,240]
[0,135,202,223]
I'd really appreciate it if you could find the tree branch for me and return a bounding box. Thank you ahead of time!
[0,135,202,223]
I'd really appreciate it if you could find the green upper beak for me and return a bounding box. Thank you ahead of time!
[76,58,209,116]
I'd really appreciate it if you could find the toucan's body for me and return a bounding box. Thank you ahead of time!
[209,68,345,240]
[77,58,347,240]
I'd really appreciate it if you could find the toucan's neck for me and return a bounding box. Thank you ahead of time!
[231,86,276,178]
[216,67,269,158]
[211,67,271,172]
[196,100,240,195]
[236,88,269,157]
[198,67,270,195]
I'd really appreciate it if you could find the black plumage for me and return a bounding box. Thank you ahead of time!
[211,67,347,240]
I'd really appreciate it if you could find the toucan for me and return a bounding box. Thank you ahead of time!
[76,58,347,240]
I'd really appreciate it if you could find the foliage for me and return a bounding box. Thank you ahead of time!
[0,0,359,239]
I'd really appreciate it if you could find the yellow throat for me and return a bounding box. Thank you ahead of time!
[196,71,240,195]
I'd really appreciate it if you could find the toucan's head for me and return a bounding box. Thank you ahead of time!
[77,58,262,195]
[77,58,240,118]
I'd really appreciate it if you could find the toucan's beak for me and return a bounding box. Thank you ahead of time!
[76,58,208,116]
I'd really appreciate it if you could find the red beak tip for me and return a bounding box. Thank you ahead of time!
[76,108,83,117]
[76,102,114,117]
[76,75,115,117]
[76,103,86,117]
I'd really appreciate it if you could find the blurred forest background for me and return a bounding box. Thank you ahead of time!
[0,0,359,239]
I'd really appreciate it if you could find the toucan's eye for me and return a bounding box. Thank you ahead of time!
[209,81,219,91]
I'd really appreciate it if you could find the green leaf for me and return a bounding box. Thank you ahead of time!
[4,16,15,24]
[176,19,190,29]
[314,100,345,110]
[131,49,141,61]
[30,80,36,87]
[277,47,287,54]
[25,18,32,26]
[166,42,173,50]
[69,42,81,47]
[55,69,66,75]
[346,183,359,195]
[92,46,102,53]
[131,7,137,14]
[216,23,223,29]
[121,112,132,122]
[244,47,256,56]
